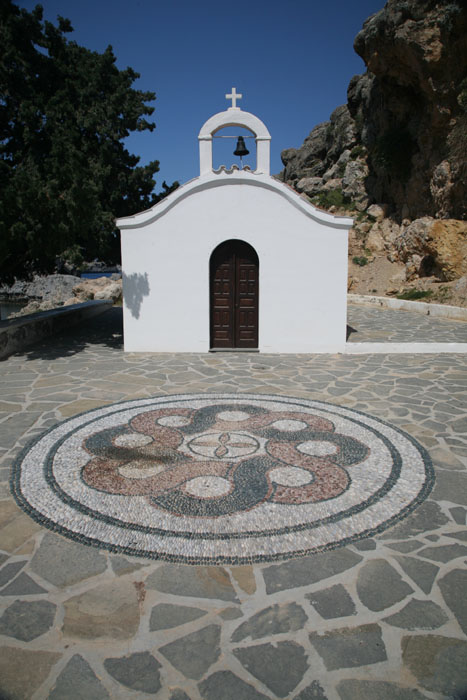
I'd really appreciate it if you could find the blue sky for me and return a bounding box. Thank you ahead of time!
[19,0,384,191]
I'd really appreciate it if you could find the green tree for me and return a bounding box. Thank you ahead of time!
[0,0,177,281]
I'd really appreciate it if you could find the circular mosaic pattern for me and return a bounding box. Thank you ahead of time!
[12,393,433,564]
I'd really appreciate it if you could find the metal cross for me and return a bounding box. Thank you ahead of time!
[226,87,242,109]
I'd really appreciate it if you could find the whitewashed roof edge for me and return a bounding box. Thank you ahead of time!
[116,172,354,231]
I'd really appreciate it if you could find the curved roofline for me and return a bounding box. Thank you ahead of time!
[116,172,353,231]
[198,109,271,140]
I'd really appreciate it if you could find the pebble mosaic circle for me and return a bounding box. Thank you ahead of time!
[12,393,434,564]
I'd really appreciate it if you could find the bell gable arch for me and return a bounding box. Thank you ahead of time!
[198,109,271,176]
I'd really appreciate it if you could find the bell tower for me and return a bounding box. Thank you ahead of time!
[198,88,271,176]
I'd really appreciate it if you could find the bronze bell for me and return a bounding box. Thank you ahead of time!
[233,136,249,157]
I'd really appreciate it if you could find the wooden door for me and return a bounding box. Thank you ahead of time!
[210,240,259,349]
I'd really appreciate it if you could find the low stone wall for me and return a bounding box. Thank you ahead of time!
[0,300,112,360]
[348,294,467,322]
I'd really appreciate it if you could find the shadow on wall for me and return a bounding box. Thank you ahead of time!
[122,272,150,319]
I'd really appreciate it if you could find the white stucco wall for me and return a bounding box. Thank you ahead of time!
[119,173,350,353]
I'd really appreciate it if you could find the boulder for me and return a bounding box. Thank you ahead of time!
[280,148,298,167]
[342,160,369,204]
[71,282,94,301]
[322,178,343,192]
[453,275,467,296]
[63,297,80,307]
[405,254,423,281]
[323,150,353,183]
[380,219,401,249]
[0,274,79,302]
[72,278,122,303]
[94,282,122,302]
[367,204,388,222]
[395,218,467,281]
[302,122,330,160]
[295,177,323,196]
[366,228,385,254]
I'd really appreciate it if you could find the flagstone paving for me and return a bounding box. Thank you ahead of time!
[347,304,467,343]
[0,306,466,699]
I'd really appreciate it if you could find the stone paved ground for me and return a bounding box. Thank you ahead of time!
[0,307,466,700]
[347,304,467,343]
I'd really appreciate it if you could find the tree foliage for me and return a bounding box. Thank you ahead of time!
[0,0,177,281]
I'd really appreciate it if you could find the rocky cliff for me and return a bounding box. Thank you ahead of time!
[280,0,467,304]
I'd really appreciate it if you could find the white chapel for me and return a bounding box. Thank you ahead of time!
[117,89,352,353]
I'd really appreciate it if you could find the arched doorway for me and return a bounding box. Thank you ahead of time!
[210,240,259,349]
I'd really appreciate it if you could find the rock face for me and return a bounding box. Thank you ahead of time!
[281,106,367,210]
[282,0,466,223]
[280,0,467,302]
[351,0,466,221]
[1,274,80,304]
[1,274,122,317]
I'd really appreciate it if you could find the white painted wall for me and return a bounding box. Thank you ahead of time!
[119,173,350,353]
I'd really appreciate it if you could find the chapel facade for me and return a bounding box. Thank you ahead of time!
[117,89,352,353]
